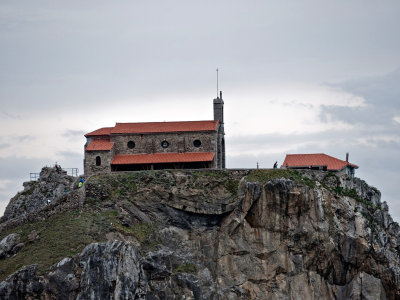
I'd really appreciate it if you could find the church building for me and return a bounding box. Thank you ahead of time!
[84,92,225,176]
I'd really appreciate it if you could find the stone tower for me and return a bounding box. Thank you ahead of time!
[213,91,225,168]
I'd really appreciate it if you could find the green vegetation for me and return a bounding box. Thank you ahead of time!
[0,209,111,280]
[107,174,138,199]
[0,202,161,280]
[246,169,316,188]
[193,169,229,178]
[174,263,197,274]
[332,187,373,207]
[113,222,154,243]
[321,172,339,190]
[224,179,239,197]
[101,210,159,250]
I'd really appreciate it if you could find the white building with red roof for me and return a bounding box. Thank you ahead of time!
[282,153,358,177]
[84,93,225,175]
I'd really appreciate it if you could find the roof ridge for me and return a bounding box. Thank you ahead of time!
[115,120,217,125]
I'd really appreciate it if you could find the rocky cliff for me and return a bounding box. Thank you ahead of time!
[0,167,399,299]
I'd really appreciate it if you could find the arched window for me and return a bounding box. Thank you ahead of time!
[96,156,101,166]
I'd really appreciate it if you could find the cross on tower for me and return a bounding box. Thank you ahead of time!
[216,68,219,98]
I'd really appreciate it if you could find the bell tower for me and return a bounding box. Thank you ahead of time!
[213,91,225,168]
[213,91,224,124]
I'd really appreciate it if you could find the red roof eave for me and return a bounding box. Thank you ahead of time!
[111,152,215,165]
[85,127,113,137]
[86,139,114,151]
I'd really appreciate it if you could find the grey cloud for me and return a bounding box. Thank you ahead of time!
[55,151,83,174]
[15,135,35,142]
[0,135,35,146]
[2,111,22,119]
[227,153,278,170]
[0,156,47,180]
[321,69,400,126]
[229,128,400,153]
[62,130,86,138]
[56,150,82,159]
[0,156,48,216]
[1,1,400,114]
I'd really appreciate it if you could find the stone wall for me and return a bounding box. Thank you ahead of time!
[215,125,225,169]
[111,131,216,155]
[84,148,114,176]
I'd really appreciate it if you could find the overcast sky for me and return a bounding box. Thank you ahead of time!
[1,1,399,221]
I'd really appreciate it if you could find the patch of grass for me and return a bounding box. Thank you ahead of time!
[247,169,298,182]
[193,170,229,178]
[224,179,239,197]
[114,223,154,243]
[108,210,119,217]
[332,187,373,207]
[115,223,160,251]
[0,209,110,280]
[342,188,359,199]
[325,172,337,179]
[332,186,343,194]
[356,197,373,207]
[106,214,159,250]
[301,176,316,188]
[246,169,316,188]
[174,263,197,274]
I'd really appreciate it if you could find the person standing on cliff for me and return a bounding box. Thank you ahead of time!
[273,161,278,169]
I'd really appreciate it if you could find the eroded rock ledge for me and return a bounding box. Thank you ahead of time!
[0,169,399,299]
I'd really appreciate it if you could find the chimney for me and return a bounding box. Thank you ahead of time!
[346,152,349,163]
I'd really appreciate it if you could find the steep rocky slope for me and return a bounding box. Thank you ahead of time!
[0,167,399,299]
[2,167,77,223]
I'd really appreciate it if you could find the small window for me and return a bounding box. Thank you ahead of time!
[96,156,101,166]
[127,141,135,149]
[193,139,201,147]
[161,140,169,148]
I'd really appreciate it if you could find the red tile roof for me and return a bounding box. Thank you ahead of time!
[282,153,358,171]
[85,121,218,137]
[111,121,219,134]
[85,127,113,137]
[111,152,215,165]
[86,139,114,151]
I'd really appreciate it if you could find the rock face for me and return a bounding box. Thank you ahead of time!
[2,166,77,222]
[0,233,21,259]
[0,169,399,299]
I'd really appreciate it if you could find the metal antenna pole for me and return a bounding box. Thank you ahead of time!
[216,68,219,98]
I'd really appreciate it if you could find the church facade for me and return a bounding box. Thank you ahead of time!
[84,93,225,176]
